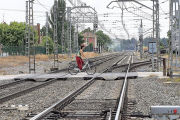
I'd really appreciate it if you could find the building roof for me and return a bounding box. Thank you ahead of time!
[81,32,97,37]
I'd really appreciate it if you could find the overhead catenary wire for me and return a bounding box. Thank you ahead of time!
[0,8,50,13]
[33,2,52,8]
[36,0,50,11]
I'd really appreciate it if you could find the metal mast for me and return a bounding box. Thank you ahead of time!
[28,0,35,73]
[170,0,180,81]
[155,0,159,72]
[61,19,65,55]
[67,7,72,58]
[76,24,79,52]
[53,0,58,68]
[25,1,29,56]
[46,12,49,55]
[73,16,76,53]
[139,19,143,59]
[152,0,159,71]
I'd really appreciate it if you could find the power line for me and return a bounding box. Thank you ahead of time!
[33,2,51,8]
[0,8,50,13]
[36,0,50,11]
[159,5,167,15]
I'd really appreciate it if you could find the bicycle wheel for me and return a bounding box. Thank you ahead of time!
[68,64,79,75]
[86,64,96,75]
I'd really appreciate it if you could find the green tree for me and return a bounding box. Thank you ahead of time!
[48,0,66,45]
[95,30,112,44]
[78,33,84,46]
[89,43,93,47]
[0,22,38,46]
[80,27,93,34]
[159,40,164,49]
[40,36,54,53]
[40,25,53,40]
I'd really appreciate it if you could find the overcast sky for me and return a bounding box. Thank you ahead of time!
[0,0,169,40]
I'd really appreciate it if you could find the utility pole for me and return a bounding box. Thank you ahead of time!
[28,0,35,73]
[167,0,171,76]
[152,0,159,72]
[53,0,58,68]
[61,18,65,55]
[170,0,180,81]
[76,24,79,53]
[25,1,28,56]
[156,0,159,72]
[139,19,143,59]
[67,7,72,59]
[72,17,75,53]
[46,12,49,55]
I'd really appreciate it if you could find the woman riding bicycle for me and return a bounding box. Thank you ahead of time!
[76,44,87,71]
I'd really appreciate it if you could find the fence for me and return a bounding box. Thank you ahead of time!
[0,45,94,56]
[83,46,94,52]
[0,46,46,56]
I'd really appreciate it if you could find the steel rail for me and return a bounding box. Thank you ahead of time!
[115,55,132,120]
[29,53,130,120]
[0,53,123,103]
[129,61,155,71]
[0,80,26,89]
[112,61,153,69]
[0,80,57,104]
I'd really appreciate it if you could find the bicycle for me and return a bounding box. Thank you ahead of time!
[68,59,96,75]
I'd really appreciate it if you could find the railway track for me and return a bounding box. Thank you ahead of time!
[0,51,156,120]
[0,53,123,89]
[0,80,57,104]
[25,52,133,120]
[0,52,125,104]
[112,55,132,120]
[112,55,157,120]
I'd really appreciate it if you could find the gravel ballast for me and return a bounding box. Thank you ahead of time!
[63,80,123,111]
[0,79,87,120]
[0,79,15,86]
[0,81,42,99]
[133,76,180,115]
[1,60,70,75]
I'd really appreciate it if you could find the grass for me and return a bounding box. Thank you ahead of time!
[164,77,180,82]
[162,54,168,59]
[0,52,100,69]
[147,74,158,77]
[162,54,180,60]
[0,70,9,75]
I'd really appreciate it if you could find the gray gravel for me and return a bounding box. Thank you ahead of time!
[0,79,87,120]
[63,80,123,112]
[0,81,42,98]
[0,79,15,86]
[112,56,131,72]
[97,55,125,73]
[133,76,180,115]
[0,53,114,75]
[1,60,70,75]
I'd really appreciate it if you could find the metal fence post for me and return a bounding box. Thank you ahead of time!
[163,58,166,76]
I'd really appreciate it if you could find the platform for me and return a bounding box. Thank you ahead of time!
[0,72,169,81]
